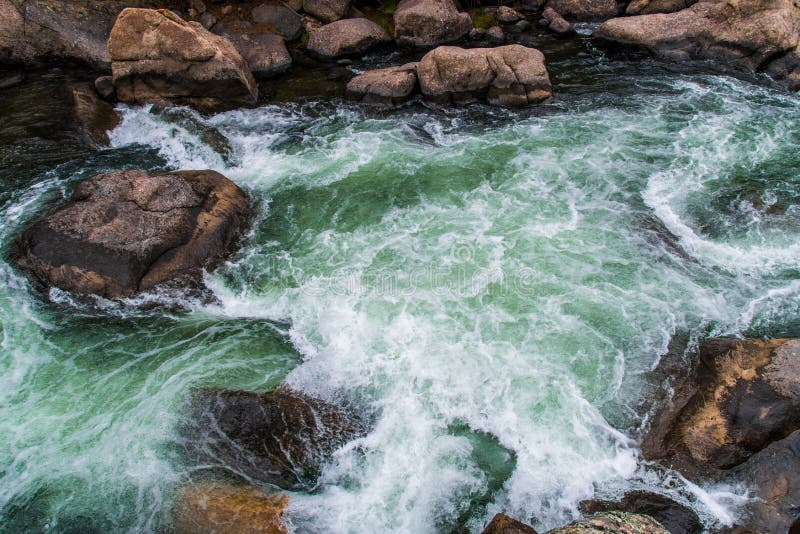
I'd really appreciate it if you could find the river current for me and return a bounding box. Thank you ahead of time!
[1,43,799,533]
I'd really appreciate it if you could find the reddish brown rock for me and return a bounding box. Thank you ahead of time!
[14,169,248,298]
[545,0,619,20]
[303,0,351,22]
[71,83,120,147]
[541,7,575,36]
[482,513,538,534]
[579,491,701,534]
[544,511,669,533]
[346,62,419,107]
[307,18,392,59]
[393,0,472,47]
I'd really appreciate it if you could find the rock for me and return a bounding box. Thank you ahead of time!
[510,20,532,33]
[496,5,524,22]
[725,429,800,533]
[307,18,391,59]
[71,83,119,147]
[642,338,800,470]
[541,7,575,36]
[482,513,539,534]
[149,103,235,164]
[108,8,258,110]
[393,0,472,47]
[199,11,218,30]
[346,62,418,107]
[521,0,547,11]
[285,0,303,11]
[545,0,619,20]
[301,13,326,32]
[579,491,702,534]
[303,0,351,23]
[470,28,487,40]
[14,169,248,299]
[220,31,292,78]
[179,389,365,490]
[189,0,206,15]
[173,481,288,534]
[251,3,303,40]
[625,0,695,15]
[417,45,552,107]
[0,71,24,90]
[486,26,506,44]
[94,76,115,101]
[545,511,670,534]
[595,0,800,90]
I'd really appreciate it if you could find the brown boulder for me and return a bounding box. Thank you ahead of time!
[393,0,472,47]
[482,513,538,534]
[346,62,419,107]
[108,8,258,110]
[251,3,303,40]
[595,0,800,90]
[14,169,248,299]
[579,491,701,534]
[417,45,552,107]
[545,0,619,20]
[173,481,288,534]
[544,511,670,533]
[643,338,800,470]
[180,389,366,490]
[541,7,575,36]
[219,31,292,78]
[303,0,351,23]
[307,18,392,59]
[71,83,120,147]
[625,0,696,15]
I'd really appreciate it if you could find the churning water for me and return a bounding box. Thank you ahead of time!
[1,52,799,533]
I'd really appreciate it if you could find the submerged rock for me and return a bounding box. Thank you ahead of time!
[545,0,619,20]
[595,0,800,90]
[172,481,288,534]
[70,83,120,147]
[345,62,419,107]
[643,338,800,470]
[180,389,365,490]
[307,18,392,59]
[108,8,258,110]
[393,0,472,47]
[482,513,538,534]
[417,45,552,107]
[579,491,701,534]
[545,511,670,533]
[149,103,236,164]
[14,169,248,299]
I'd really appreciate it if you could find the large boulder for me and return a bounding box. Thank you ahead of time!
[346,62,419,107]
[544,0,619,20]
[417,45,552,107]
[172,481,288,534]
[544,512,670,534]
[393,0,472,47]
[14,169,248,299]
[579,491,701,534]
[251,3,303,40]
[303,0,351,22]
[595,0,800,90]
[482,513,538,534]
[643,338,800,470]
[307,18,392,59]
[108,8,258,110]
[180,389,366,490]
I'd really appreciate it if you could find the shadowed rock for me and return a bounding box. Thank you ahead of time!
[218,31,292,78]
[544,511,670,533]
[108,8,258,110]
[180,389,366,490]
[579,491,702,534]
[172,481,288,534]
[303,0,351,22]
[307,18,391,59]
[252,3,303,40]
[596,0,800,90]
[545,0,619,20]
[482,513,538,534]
[71,83,120,147]
[541,7,575,36]
[14,169,248,298]
[417,45,552,107]
[346,62,419,107]
[625,0,696,15]
[394,0,472,47]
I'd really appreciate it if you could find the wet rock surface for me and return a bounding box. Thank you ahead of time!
[345,62,419,107]
[417,45,552,107]
[544,511,670,533]
[482,513,539,534]
[14,169,248,299]
[70,83,120,147]
[180,388,366,490]
[108,8,258,110]
[579,491,701,534]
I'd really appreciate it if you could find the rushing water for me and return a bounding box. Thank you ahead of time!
[1,46,800,533]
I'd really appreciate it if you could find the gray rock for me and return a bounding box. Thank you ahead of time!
[394,0,472,47]
[541,7,575,36]
[93,75,115,101]
[307,18,391,59]
[222,31,292,78]
[252,3,303,40]
[199,11,218,30]
[545,0,618,20]
[346,62,418,107]
[303,0,351,23]
[486,25,505,44]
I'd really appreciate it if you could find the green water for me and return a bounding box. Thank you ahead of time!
[1,52,799,533]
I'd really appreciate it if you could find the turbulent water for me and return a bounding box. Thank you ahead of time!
[1,49,799,533]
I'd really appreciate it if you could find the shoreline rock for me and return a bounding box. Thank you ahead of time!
[14,169,249,299]
[307,18,392,59]
[345,62,419,107]
[393,0,472,47]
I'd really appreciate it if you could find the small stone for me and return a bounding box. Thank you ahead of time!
[496,5,523,23]
[486,25,505,44]
[252,3,303,40]
[93,75,115,101]
[482,513,538,534]
[199,11,217,29]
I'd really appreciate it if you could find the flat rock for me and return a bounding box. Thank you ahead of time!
[482,513,538,534]
[14,169,248,299]
[307,18,391,59]
[251,3,303,40]
[544,511,670,534]
[173,481,288,534]
[394,0,472,47]
[545,0,619,20]
[108,8,258,110]
[179,389,366,490]
[417,45,552,107]
[346,62,419,106]
[303,0,351,22]
[596,0,800,90]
